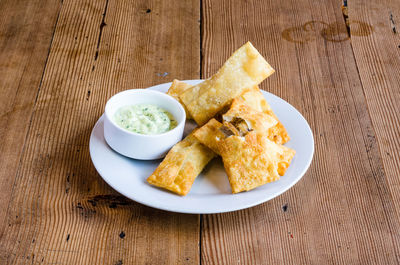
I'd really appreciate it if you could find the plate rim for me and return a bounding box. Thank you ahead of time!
[89,80,314,214]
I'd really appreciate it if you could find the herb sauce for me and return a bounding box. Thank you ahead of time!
[113,104,177,135]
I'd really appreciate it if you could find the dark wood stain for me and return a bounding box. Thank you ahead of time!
[282,20,373,43]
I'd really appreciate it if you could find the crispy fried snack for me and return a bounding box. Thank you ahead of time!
[169,79,290,144]
[222,99,278,136]
[166,79,193,119]
[192,118,226,154]
[180,42,275,125]
[236,86,290,144]
[147,132,215,196]
[194,119,295,193]
[220,132,294,193]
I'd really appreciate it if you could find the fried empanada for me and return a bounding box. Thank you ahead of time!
[222,99,278,135]
[180,42,275,125]
[167,79,193,119]
[194,119,295,193]
[147,132,215,196]
[236,86,290,144]
[192,118,226,154]
[219,132,295,193]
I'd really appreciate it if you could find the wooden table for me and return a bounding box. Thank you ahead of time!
[1,0,399,264]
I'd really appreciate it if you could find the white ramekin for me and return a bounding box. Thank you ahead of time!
[104,89,186,160]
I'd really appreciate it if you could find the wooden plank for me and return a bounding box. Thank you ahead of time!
[0,0,200,264]
[201,0,400,263]
[0,0,61,239]
[348,0,400,230]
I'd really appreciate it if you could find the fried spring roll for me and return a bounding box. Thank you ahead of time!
[166,79,193,119]
[219,131,295,193]
[222,98,278,135]
[194,119,295,193]
[147,132,215,196]
[236,86,290,144]
[180,42,275,125]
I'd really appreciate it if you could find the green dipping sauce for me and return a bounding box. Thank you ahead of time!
[113,104,177,135]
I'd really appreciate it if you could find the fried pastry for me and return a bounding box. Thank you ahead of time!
[180,42,275,125]
[236,86,290,144]
[220,132,295,193]
[147,131,215,196]
[192,118,226,154]
[222,99,278,136]
[168,80,290,144]
[194,119,295,193]
[167,79,193,119]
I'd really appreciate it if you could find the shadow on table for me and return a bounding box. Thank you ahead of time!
[45,121,199,223]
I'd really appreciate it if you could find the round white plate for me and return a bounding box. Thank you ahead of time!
[89,80,314,214]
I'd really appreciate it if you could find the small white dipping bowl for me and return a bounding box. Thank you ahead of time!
[104,89,186,160]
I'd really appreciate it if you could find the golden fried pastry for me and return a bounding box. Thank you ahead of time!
[180,42,275,125]
[167,80,289,144]
[192,118,227,154]
[222,99,278,136]
[236,86,290,144]
[194,119,295,193]
[146,42,296,196]
[166,79,193,119]
[147,132,215,196]
[220,132,295,193]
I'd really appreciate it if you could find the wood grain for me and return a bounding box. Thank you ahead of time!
[0,0,61,240]
[348,0,400,234]
[201,0,400,264]
[0,0,200,264]
[1,0,400,264]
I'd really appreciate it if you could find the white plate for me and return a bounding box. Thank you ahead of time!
[89,80,314,214]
